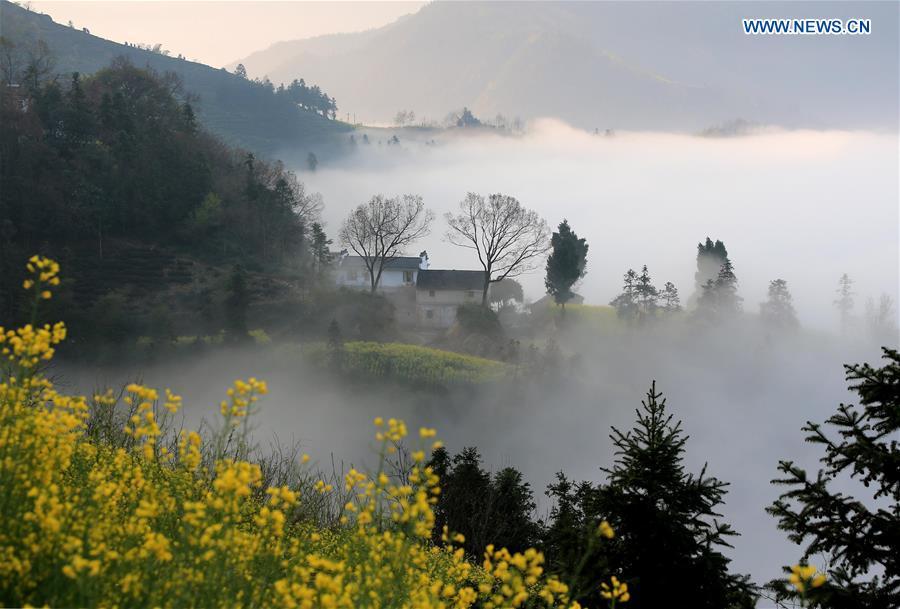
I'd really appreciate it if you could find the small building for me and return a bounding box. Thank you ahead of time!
[333,251,429,290]
[416,270,487,328]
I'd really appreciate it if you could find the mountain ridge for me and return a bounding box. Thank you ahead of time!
[234,1,898,131]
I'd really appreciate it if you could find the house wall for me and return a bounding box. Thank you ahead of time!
[334,267,417,290]
[415,287,486,328]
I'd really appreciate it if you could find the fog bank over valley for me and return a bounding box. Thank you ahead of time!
[302,120,898,331]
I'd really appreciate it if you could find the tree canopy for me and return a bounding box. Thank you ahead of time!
[768,348,900,608]
[545,219,588,308]
[445,193,549,306]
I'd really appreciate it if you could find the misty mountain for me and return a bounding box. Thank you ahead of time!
[235,1,898,131]
[0,0,349,156]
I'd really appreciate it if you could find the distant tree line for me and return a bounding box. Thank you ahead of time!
[232,64,337,120]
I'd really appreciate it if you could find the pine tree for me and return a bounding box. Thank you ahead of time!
[543,383,756,608]
[767,349,900,608]
[834,274,855,336]
[610,269,638,320]
[694,259,742,324]
[760,278,798,330]
[545,219,589,309]
[633,265,659,323]
[693,237,729,302]
[428,447,540,559]
[660,281,681,313]
[309,222,332,277]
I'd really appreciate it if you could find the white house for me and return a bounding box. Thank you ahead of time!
[333,251,429,290]
[332,252,489,329]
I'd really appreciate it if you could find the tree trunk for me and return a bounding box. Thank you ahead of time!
[481,273,491,307]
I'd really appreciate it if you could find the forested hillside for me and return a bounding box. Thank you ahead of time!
[0,58,328,343]
[0,0,350,156]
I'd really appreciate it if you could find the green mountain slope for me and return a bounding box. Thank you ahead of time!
[0,0,350,157]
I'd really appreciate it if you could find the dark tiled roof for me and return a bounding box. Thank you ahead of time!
[416,270,485,291]
[341,255,422,270]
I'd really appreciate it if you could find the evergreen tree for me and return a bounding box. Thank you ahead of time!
[834,274,855,336]
[693,237,729,302]
[309,222,332,278]
[694,259,742,324]
[660,281,681,313]
[768,349,900,608]
[225,264,249,342]
[234,63,247,79]
[307,152,318,172]
[545,219,589,309]
[760,278,798,330]
[543,383,755,608]
[633,265,659,322]
[610,269,638,320]
[429,447,541,559]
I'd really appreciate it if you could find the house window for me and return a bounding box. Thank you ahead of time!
[429,289,435,297]
[426,310,434,319]
[347,270,358,281]
[403,270,414,283]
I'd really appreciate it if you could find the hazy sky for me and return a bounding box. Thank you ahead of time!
[29,1,425,67]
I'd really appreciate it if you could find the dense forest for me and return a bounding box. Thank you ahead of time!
[0,57,330,339]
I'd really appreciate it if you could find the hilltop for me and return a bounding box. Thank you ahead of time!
[0,0,350,157]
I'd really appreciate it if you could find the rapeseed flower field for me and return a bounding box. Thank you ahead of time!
[0,257,822,608]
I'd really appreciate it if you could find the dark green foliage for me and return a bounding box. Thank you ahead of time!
[0,58,322,329]
[694,237,729,296]
[545,219,588,308]
[429,447,541,559]
[543,383,756,608]
[309,223,332,279]
[456,303,503,337]
[767,348,900,608]
[694,259,742,324]
[760,279,798,330]
[225,264,249,342]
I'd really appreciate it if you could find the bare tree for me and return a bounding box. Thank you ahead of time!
[0,37,21,87]
[339,195,433,292]
[445,193,550,305]
[22,39,54,91]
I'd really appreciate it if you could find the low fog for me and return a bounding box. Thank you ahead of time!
[302,119,899,331]
[57,120,898,593]
[57,329,889,589]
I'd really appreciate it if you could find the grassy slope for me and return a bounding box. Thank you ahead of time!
[0,1,350,158]
[301,341,510,389]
